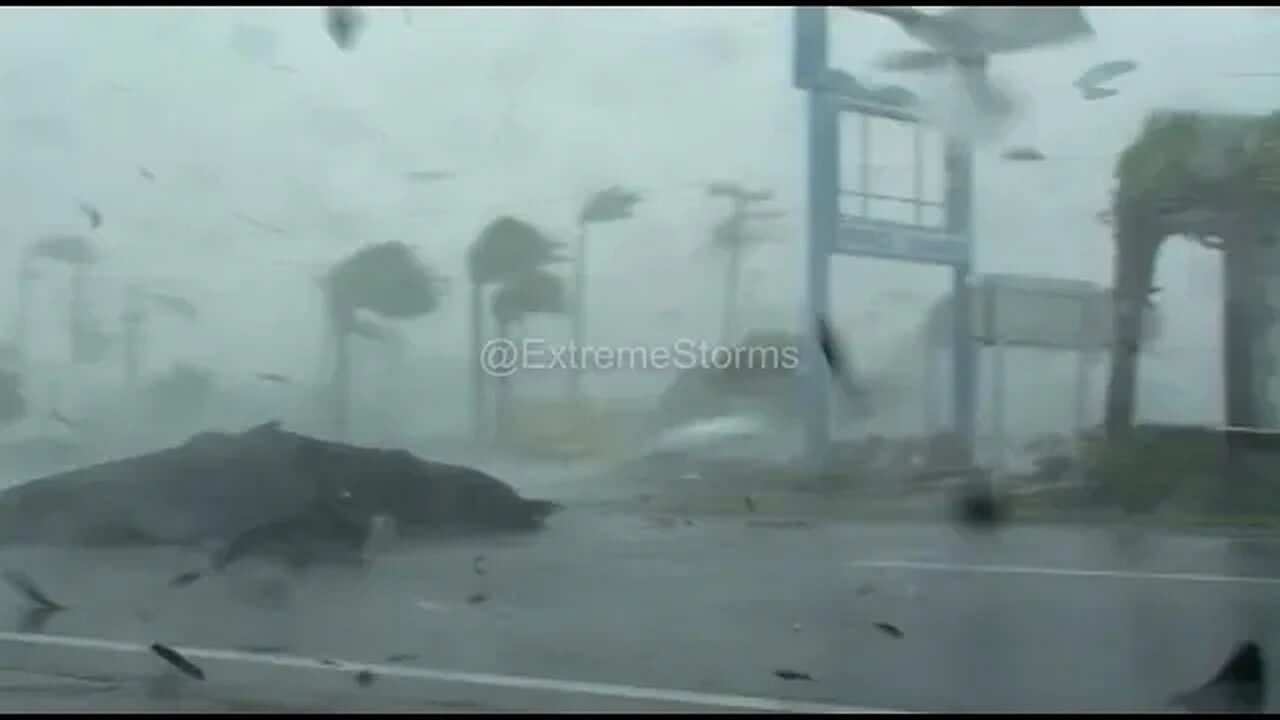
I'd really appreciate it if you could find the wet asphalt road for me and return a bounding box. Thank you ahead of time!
[0,511,1276,712]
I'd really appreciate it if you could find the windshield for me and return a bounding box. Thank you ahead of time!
[0,6,1275,712]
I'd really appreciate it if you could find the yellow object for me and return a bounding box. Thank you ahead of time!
[509,397,613,459]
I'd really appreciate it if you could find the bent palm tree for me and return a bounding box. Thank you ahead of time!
[703,183,782,344]
[26,234,100,369]
[490,268,568,445]
[322,241,444,438]
[571,186,642,398]
[1104,110,1280,437]
[467,217,567,443]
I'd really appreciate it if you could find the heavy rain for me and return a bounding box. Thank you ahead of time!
[0,6,1274,712]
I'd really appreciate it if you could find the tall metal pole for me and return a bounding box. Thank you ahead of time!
[799,10,837,465]
[569,222,588,400]
[945,139,978,465]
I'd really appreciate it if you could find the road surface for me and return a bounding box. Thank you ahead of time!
[0,511,1275,712]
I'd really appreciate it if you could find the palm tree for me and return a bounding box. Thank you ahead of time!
[1103,111,1280,437]
[490,268,568,445]
[571,186,642,398]
[26,234,98,368]
[117,287,201,392]
[466,217,568,443]
[346,313,410,440]
[0,369,26,429]
[322,241,445,439]
[703,183,782,344]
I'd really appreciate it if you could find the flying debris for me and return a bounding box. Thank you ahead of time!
[234,213,286,236]
[137,167,155,181]
[1080,86,1119,101]
[1170,641,1267,713]
[858,7,1095,116]
[1074,59,1136,101]
[404,170,456,184]
[255,372,290,384]
[1074,59,1137,92]
[816,315,868,409]
[872,622,904,639]
[2,570,64,611]
[49,409,78,431]
[78,202,102,230]
[1001,146,1046,162]
[146,292,199,322]
[950,479,1011,531]
[168,570,201,588]
[857,7,1095,60]
[150,643,205,681]
[326,7,366,51]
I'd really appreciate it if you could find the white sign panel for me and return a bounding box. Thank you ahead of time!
[835,215,969,266]
[975,274,1159,350]
[978,276,1101,349]
[923,274,1160,350]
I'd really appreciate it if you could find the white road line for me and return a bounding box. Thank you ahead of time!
[0,631,905,714]
[847,559,1280,586]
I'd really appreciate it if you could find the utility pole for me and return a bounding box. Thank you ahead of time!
[569,186,642,401]
[705,181,781,345]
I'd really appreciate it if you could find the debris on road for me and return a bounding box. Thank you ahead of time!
[774,669,813,681]
[150,643,205,681]
[467,592,488,605]
[354,669,376,687]
[0,422,561,548]
[951,480,1011,531]
[384,653,419,663]
[873,622,905,639]
[1170,641,1267,713]
[473,554,486,577]
[168,570,202,588]
[2,570,64,611]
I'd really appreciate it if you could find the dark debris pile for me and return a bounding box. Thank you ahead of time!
[0,422,561,547]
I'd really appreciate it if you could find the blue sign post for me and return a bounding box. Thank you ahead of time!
[793,7,977,466]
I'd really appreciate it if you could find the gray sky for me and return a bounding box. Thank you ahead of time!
[0,7,1275,429]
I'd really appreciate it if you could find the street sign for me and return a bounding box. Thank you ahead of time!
[835,215,968,266]
[921,274,1162,350]
[793,7,827,91]
[795,6,977,466]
